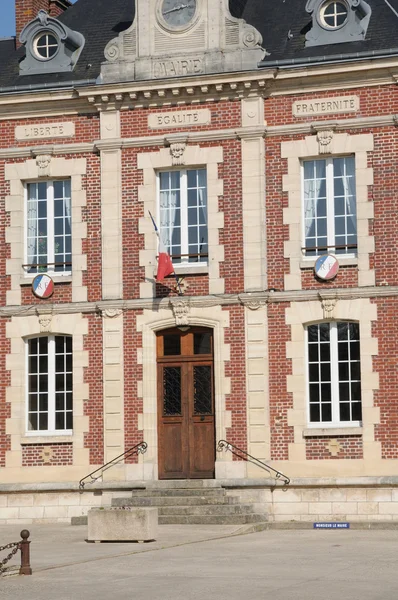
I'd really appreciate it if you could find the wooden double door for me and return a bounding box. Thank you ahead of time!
[157,327,215,479]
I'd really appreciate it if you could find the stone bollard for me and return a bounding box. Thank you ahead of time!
[19,530,32,575]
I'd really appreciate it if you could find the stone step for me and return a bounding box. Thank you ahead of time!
[112,495,239,507]
[145,480,220,489]
[129,488,226,497]
[158,514,268,525]
[157,504,257,516]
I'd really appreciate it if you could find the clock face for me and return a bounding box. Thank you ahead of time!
[161,0,197,28]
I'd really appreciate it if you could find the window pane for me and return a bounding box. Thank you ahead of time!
[339,382,350,402]
[309,364,319,382]
[352,402,362,421]
[338,362,349,381]
[55,412,65,430]
[320,383,331,402]
[321,403,332,422]
[39,413,48,430]
[309,384,319,403]
[163,335,181,356]
[308,344,318,362]
[319,323,330,341]
[27,335,73,433]
[194,333,212,355]
[28,413,38,431]
[66,412,73,430]
[163,367,181,416]
[194,366,212,415]
[310,403,320,422]
[340,402,350,421]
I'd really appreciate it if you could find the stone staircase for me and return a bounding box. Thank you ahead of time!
[110,480,268,526]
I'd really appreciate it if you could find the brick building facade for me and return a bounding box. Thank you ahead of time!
[1,0,398,523]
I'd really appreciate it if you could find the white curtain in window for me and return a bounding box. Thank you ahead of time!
[160,188,178,251]
[64,190,72,232]
[304,177,322,238]
[342,160,356,232]
[27,190,38,266]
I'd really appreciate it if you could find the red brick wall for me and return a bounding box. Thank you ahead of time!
[268,302,294,461]
[224,305,247,451]
[84,314,104,465]
[120,101,241,139]
[373,298,398,459]
[265,85,398,127]
[22,443,73,466]
[83,154,102,303]
[306,436,363,460]
[219,140,244,295]
[123,310,143,462]
[0,115,100,149]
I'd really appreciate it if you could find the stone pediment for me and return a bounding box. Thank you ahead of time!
[100,0,266,83]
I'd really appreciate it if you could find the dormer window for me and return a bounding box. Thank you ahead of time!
[320,1,348,29]
[34,33,59,60]
[19,10,85,76]
[306,0,371,47]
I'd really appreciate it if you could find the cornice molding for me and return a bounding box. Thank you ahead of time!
[0,56,398,117]
[1,285,397,319]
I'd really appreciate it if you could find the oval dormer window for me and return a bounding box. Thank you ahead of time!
[33,32,59,60]
[320,0,348,28]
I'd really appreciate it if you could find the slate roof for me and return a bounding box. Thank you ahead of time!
[230,0,398,65]
[0,0,398,91]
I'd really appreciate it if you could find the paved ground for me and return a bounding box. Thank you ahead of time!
[1,523,397,599]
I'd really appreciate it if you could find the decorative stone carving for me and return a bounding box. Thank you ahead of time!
[245,300,267,311]
[36,308,53,332]
[241,24,262,48]
[104,39,121,63]
[101,0,265,83]
[316,129,334,154]
[170,142,186,166]
[36,154,52,177]
[239,295,267,310]
[171,299,190,326]
[102,308,123,319]
[327,439,342,457]
[40,446,54,464]
[319,293,338,319]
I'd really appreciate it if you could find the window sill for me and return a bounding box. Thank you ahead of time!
[21,434,74,445]
[20,275,72,286]
[171,264,208,276]
[303,427,363,438]
[300,257,358,270]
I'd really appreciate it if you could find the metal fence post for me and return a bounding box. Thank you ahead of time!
[19,530,32,575]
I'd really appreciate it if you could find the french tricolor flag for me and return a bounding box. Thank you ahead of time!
[149,212,175,281]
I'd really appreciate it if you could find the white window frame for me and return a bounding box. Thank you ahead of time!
[25,335,73,436]
[305,321,362,429]
[319,0,349,29]
[156,168,208,268]
[24,179,72,277]
[301,156,357,260]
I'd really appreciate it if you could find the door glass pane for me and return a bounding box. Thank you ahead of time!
[193,366,212,415]
[163,367,181,415]
[194,332,212,355]
[163,335,181,356]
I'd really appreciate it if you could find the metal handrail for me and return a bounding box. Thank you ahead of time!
[79,442,148,491]
[217,440,290,485]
